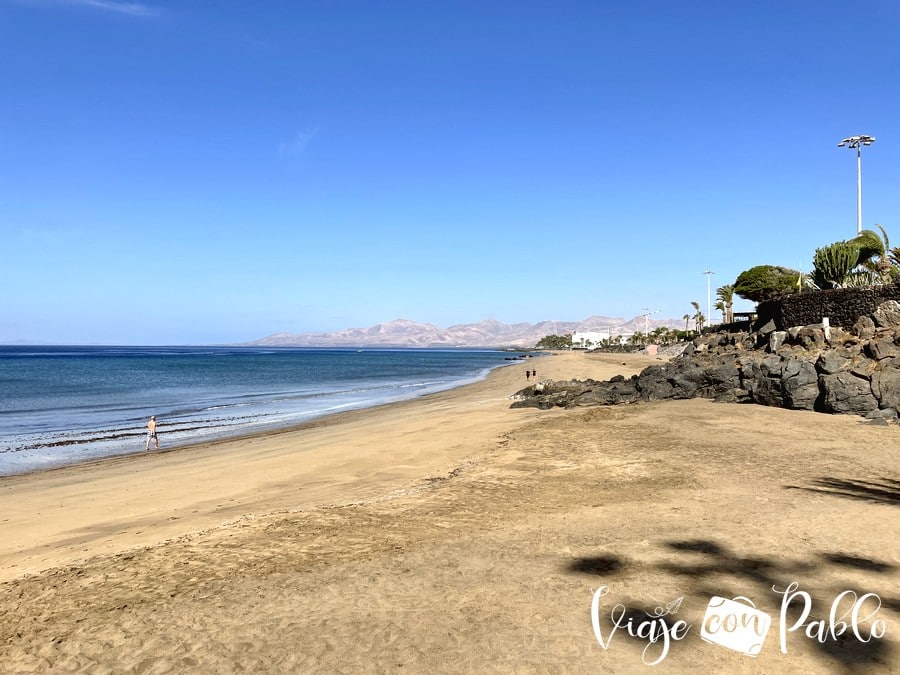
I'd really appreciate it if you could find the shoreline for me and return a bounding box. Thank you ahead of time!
[0,357,520,480]
[0,351,661,583]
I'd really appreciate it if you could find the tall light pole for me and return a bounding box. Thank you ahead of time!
[838,134,876,235]
[703,270,714,327]
[641,308,658,333]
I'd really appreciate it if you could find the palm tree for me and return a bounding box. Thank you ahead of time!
[683,314,691,332]
[649,326,667,345]
[690,301,704,333]
[874,224,900,278]
[715,284,735,323]
[714,300,727,323]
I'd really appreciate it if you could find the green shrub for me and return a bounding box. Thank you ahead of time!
[536,334,573,349]
[734,265,802,302]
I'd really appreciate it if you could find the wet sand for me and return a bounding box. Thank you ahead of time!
[1,351,897,672]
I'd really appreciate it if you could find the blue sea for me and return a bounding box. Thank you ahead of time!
[0,346,516,476]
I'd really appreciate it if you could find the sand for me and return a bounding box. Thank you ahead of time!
[0,351,897,673]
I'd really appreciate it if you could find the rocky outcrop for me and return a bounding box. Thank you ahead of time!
[511,300,900,421]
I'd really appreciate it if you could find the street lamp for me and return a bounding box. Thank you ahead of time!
[703,270,714,327]
[838,134,876,235]
[641,308,659,333]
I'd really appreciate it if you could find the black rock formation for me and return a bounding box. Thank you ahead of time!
[510,301,900,421]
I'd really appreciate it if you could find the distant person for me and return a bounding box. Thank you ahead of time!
[526,369,531,381]
[532,369,537,380]
[145,415,159,450]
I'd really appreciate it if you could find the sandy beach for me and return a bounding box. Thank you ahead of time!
[1,351,897,673]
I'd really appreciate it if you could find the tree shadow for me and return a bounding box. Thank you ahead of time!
[879,595,900,614]
[653,539,896,669]
[785,477,900,506]
[667,540,723,555]
[566,537,897,668]
[567,554,626,576]
[816,628,894,669]
[820,553,897,574]
[660,538,817,586]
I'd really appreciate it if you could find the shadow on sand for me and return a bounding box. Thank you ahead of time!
[786,476,900,506]
[565,537,896,671]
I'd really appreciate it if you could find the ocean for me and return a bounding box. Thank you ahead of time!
[0,346,517,476]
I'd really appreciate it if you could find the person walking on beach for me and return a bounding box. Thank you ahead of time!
[526,369,531,381]
[145,415,159,450]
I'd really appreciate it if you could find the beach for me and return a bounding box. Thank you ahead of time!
[1,351,897,672]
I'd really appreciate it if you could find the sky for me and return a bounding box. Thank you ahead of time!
[2,0,899,345]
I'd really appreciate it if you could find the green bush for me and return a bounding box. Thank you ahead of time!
[734,265,802,302]
[536,334,573,349]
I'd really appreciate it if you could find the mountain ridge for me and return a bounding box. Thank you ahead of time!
[247,316,685,348]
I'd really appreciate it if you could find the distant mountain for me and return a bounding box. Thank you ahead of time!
[247,316,684,349]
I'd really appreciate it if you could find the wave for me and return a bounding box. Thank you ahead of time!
[0,348,513,475]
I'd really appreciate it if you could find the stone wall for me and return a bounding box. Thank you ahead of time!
[755,283,900,330]
[716,318,753,334]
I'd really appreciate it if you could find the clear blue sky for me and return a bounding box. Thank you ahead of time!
[2,0,898,344]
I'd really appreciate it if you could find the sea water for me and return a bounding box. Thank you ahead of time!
[0,346,516,476]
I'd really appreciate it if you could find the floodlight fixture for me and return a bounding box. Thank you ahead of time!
[838,134,876,148]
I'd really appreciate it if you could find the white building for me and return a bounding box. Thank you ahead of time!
[572,329,635,349]
[571,330,609,349]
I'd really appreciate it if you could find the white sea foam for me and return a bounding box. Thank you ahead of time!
[0,347,515,475]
